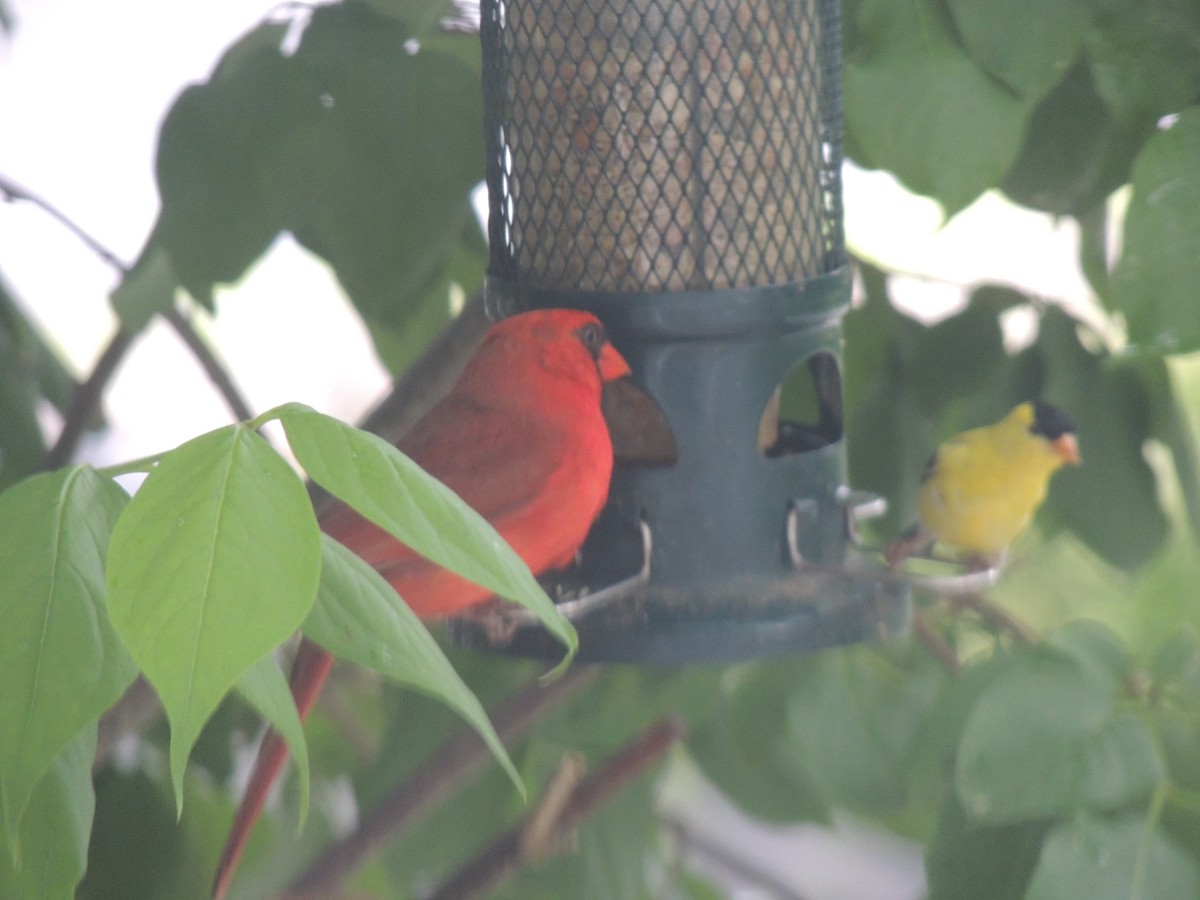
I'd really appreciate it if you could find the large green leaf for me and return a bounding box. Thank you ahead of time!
[285,3,484,332]
[154,22,298,308]
[688,661,829,824]
[1087,2,1200,123]
[106,425,322,811]
[955,647,1164,823]
[784,647,941,814]
[277,403,577,658]
[946,0,1092,100]
[1026,813,1200,900]
[925,793,1048,900]
[0,468,135,844]
[1001,61,1149,216]
[0,725,97,900]
[304,534,522,792]
[1034,311,1169,569]
[1114,109,1200,354]
[844,0,1030,215]
[151,2,485,354]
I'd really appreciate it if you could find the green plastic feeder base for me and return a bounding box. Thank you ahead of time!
[452,271,910,663]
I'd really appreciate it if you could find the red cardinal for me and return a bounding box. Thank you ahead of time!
[213,309,630,899]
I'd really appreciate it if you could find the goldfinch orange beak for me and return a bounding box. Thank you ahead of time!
[1052,433,1081,465]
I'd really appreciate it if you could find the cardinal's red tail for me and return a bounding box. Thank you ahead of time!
[212,639,334,900]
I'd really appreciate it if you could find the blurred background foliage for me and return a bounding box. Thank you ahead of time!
[3,0,1200,897]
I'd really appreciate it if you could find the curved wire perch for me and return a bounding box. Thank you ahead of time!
[503,519,653,625]
[786,492,1006,597]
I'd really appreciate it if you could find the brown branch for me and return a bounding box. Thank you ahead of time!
[42,326,135,470]
[356,291,489,442]
[282,663,601,898]
[422,716,686,900]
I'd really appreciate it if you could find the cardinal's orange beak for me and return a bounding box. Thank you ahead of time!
[597,341,632,382]
[1053,433,1081,465]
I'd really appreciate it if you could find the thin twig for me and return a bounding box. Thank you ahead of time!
[282,664,601,898]
[950,592,1037,644]
[421,716,686,900]
[0,174,128,272]
[162,306,256,423]
[911,608,962,676]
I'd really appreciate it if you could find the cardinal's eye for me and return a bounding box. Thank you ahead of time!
[576,322,607,359]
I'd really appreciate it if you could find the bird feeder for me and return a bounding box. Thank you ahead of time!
[452,0,908,662]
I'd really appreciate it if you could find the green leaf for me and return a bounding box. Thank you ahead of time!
[0,276,76,418]
[304,534,522,793]
[1042,620,1132,694]
[1026,813,1200,900]
[0,725,97,900]
[0,468,135,844]
[77,768,182,900]
[689,661,829,824]
[153,3,485,340]
[955,648,1164,823]
[106,425,322,811]
[363,224,486,375]
[844,0,1030,215]
[1001,61,1149,216]
[784,647,941,814]
[286,4,484,333]
[908,293,1010,410]
[925,793,1048,900]
[1133,355,1200,537]
[109,240,179,334]
[946,0,1091,100]
[154,22,297,306]
[0,338,49,490]
[1087,3,1200,123]
[1035,310,1168,569]
[235,654,311,827]
[0,280,82,487]
[277,403,577,659]
[1114,109,1200,354]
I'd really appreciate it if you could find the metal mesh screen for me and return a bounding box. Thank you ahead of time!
[481,0,845,293]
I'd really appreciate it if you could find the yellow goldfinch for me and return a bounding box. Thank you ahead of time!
[886,401,1080,568]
